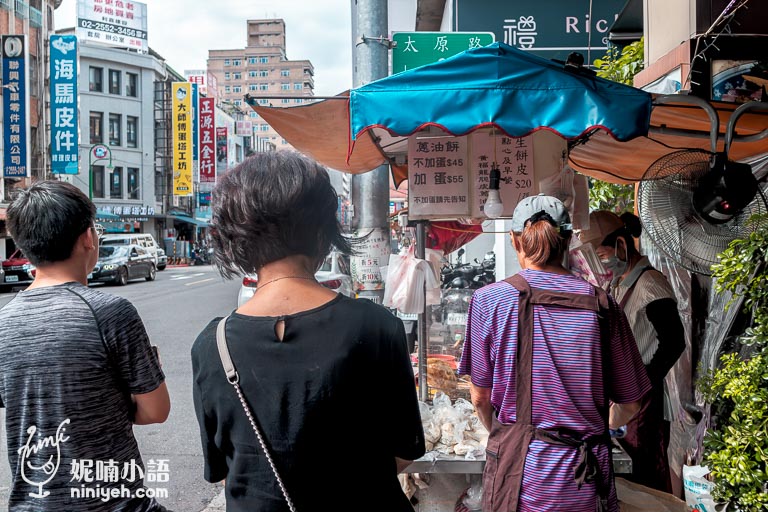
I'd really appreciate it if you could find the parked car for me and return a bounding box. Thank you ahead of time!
[154,243,168,271]
[237,251,354,307]
[0,249,35,291]
[100,233,162,268]
[88,244,156,286]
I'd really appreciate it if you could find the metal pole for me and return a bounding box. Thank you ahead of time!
[350,0,390,304]
[88,149,93,200]
[416,221,429,402]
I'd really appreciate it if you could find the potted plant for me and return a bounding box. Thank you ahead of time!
[698,214,768,511]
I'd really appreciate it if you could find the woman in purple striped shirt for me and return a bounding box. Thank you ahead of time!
[458,195,651,512]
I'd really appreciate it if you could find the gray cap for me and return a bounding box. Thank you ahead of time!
[509,194,572,233]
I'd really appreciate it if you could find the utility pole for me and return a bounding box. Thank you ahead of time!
[350,0,390,304]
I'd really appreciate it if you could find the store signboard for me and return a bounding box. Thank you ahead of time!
[407,136,470,219]
[392,32,494,73]
[350,227,390,292]
[470,132,534,217]
[172,82,193,196]
[2,35,30,178]
[207,72,219,102]
[199,97,216,183]
[235,120,253,136]
[50,35,79,175]
[407,133,534,219]
[216,126,228,174]
[77,0,148,52]
[454,0,626,63]
[185,69,208,97]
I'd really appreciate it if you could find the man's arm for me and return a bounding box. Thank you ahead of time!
[471,383,493,432]
[132,382,170,425]
[609,399,642,429]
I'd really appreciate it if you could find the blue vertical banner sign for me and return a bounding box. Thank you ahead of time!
[2,35,30,178]
[50,35,79,174]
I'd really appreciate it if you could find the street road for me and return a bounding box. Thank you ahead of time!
[0,265,241,511]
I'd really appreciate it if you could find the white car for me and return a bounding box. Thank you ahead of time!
[237,252,354,307]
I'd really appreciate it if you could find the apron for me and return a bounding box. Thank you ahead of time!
[482,274,612,512]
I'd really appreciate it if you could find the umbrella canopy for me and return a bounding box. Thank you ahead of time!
[350,42,652,145]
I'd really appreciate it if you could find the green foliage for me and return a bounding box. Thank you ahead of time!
[594,38,645,86]
[587,40,644,213]
[700,214,768,510]
[588,179,634,214]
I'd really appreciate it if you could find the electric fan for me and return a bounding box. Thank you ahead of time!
[637,148,768,276]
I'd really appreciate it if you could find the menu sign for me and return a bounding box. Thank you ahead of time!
[407,136,470,218]
[470,132,534,217]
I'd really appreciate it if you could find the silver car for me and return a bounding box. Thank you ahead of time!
[237,251,354,307]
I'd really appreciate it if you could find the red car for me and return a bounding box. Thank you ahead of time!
[1,249,35,291]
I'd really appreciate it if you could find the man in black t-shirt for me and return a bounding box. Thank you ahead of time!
[0,181,170,512]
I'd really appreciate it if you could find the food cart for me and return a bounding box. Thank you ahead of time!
[245,41,768,510]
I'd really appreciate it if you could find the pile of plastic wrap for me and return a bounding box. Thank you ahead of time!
[420,392,489,460]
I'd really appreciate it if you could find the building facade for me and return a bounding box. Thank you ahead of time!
[0,0,58,259]
[207,19,315,150]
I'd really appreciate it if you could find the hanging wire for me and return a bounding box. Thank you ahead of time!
[587,0,594,67]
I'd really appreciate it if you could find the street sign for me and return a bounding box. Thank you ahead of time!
[391,32,494,74]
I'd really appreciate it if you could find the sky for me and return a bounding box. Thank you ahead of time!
[55,0,354,96]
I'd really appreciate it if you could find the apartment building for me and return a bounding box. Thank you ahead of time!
[207,19,314,150]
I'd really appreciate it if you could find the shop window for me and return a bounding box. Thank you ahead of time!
[110,167,123,199]
[89,66,103,92]
[126,72,138,97]
[89,111,103,144]
[109,69,121,95]
[127,167,139,199]
[92,165,105,198]
[109,113,121,146]
[127,116,138,148]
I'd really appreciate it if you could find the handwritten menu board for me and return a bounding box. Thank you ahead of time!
[470,132,535,218]
[407,136,471,219]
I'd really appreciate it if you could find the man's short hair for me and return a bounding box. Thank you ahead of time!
[7,180,96,266]
[210,151,353,278]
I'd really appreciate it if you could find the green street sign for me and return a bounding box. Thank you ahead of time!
[392,32,495,74]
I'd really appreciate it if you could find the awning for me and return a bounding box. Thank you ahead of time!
[609,0,643,42]
[96,210,120,220]
[170,215,210,227]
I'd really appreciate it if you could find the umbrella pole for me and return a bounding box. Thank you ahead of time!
[416,220,429,402]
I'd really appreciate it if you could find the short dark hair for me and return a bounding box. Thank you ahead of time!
[7,180,96,266]
[601,212,642,256]
[210,151,353,278]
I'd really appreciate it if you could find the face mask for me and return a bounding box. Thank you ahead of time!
[600,240,628,283]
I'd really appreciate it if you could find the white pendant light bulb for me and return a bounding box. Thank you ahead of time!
[484,164,504,219]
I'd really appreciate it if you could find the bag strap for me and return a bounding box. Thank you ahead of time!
[216,317,297,512]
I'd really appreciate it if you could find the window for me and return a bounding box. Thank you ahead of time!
[248,84,258,91]
[224,59,230,66]
[224,86,231,93]
[281,99,290,104]
[260,124,269,131]
[233,59,241,66]
[89,67,103,92]
[250,112,258,118]
[233,85,242,93]
[260,57,269,64]
[127,167,139,199]
[109,113,121,146]
[110,167,123,199]
[92,165,105,198]
[259,70,269,77]
[294,83,302,90]
[280,69,290,77]
[234,100,242,106]
[295,99,303,104]
[248,71,257,78]
[90,112,103,144]
[281,84,290,90]
[233,72,242,80]
[224,72,231,80]
[258,99,269,105]
[108,69,121,94]
[259,83,268,90]
[248,57,258,65]
[126,72,138,97]
[127,116,138,148]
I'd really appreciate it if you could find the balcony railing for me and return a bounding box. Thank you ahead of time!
[0,0,12,10]
[29,5,41,26]
[15,0,28,19]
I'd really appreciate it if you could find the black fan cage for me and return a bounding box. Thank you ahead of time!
[638,149,768,276]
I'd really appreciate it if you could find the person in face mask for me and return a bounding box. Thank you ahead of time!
[579,211,686,494]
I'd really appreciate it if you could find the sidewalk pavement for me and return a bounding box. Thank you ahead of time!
[201,489,225,512]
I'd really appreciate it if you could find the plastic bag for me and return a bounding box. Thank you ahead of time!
[539,158,575,211]
[682,465,717,512]
[571,173,590,230]
[383,246,440,314]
